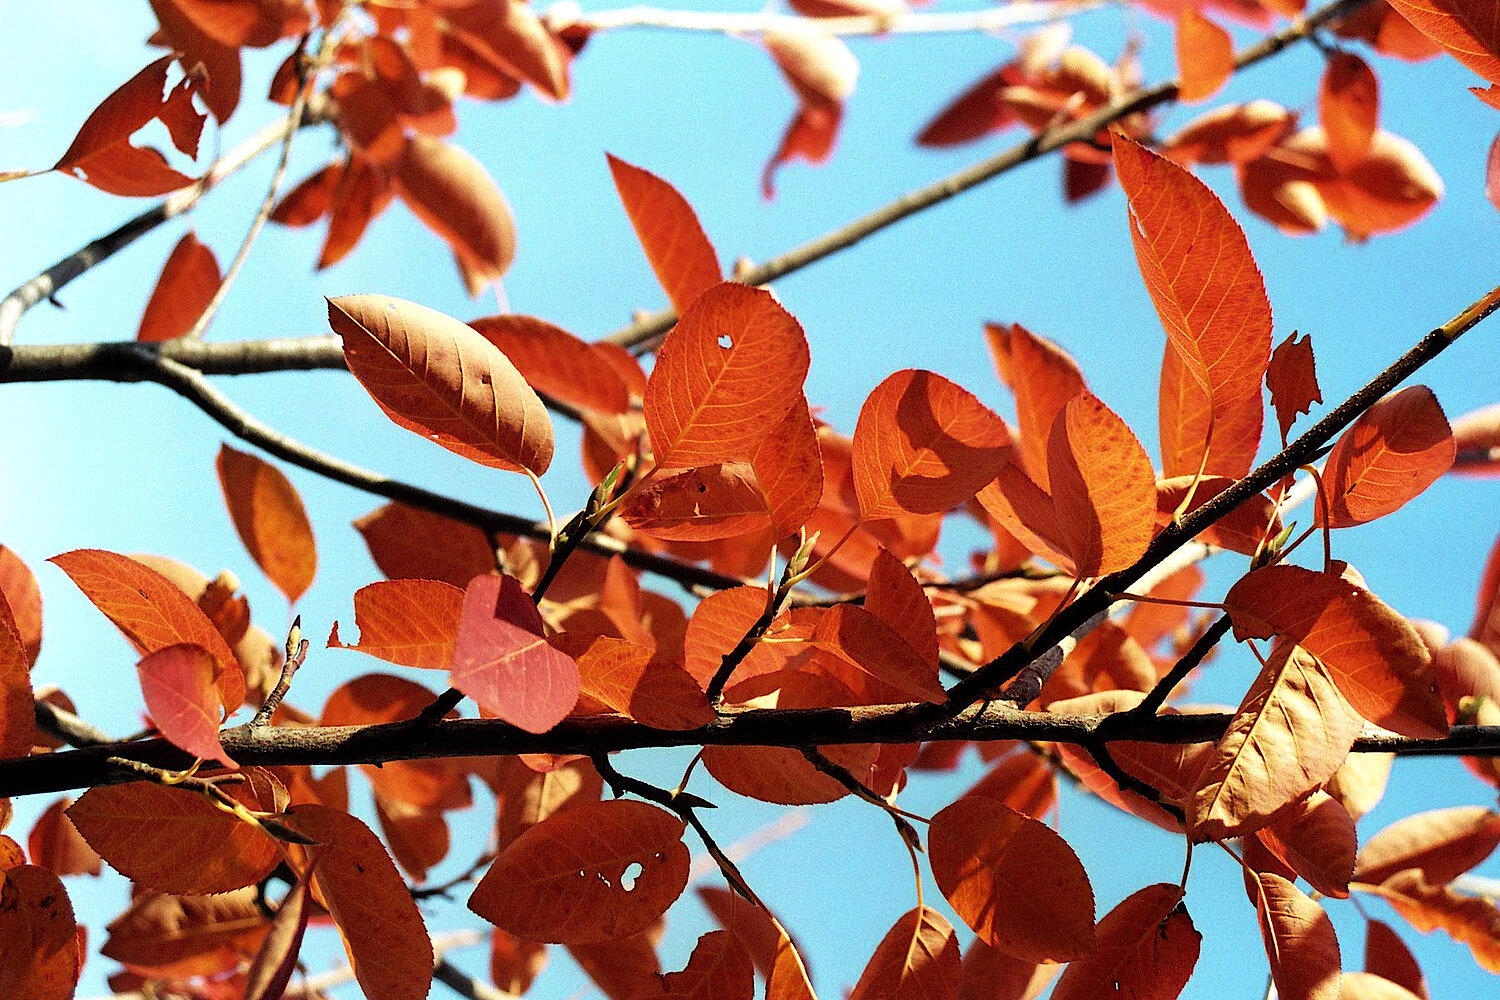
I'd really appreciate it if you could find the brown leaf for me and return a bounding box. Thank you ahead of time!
[0,865,79,1000]
[490,927,548,996]
[395,135,517,288]
[958,938,1057,1000]
[1267,332,1322,442]
[1051,884,1200,1000]
[0,590,31,760]
[137,232,219,342]
[848,906,961,1000]
[655,930,755,1000]
[320,673,471,809]
[25,798,100,878]
[1354,805,1500,886]
[1363,919,1428,999]
[1254,872,1342,1000]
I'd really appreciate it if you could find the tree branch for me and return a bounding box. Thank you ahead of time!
[550,0,1110,36]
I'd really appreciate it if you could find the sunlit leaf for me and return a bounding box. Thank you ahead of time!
[1319,386,1454,528]
[1176,9,1234,103]
[622,463,773,541]
[137,232,219,342]
[1253,872,1342,1000]
[0,865,78,1000]
[469,313,632,415]
[1354,805,1500,886]
[1267,332,1322,442]
[1257,791,1357,899]
[395,135,516,289]
[1051,883,1199,1000]
[656,930,755,1000]
[451,574,580,733]
[216,444,317,604]
[0,546,41,668]
[25,797,99,878]
[607,153,721,315]
[1358,869,1500,972]
[137,643,236,767]
[353,503,497,589]
[1321,53,1381,172]
[320,673,471,809]
[1385,0,1500,86]
[327,579,465,669]
[848,906,961,1000]
[1363,919,1429,999]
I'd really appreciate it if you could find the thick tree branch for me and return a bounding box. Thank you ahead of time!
[602,0,1375,351]
[551,0,1109,36]
[3,704,1497,800]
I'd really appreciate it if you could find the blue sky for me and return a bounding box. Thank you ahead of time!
[1,1,1497,997]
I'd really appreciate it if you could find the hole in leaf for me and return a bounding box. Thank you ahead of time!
[620,862,643,891]
[717,333,733,350]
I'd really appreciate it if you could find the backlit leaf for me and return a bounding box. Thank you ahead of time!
[853,369,1014,519]
[656,930,755,1000]
[137,232,219,342]
[985,323,1085,487]
[1354,805,1500,886]
[809,603,945,703]
[607,153,721,314]
[216,444,317,604]
[491,927,548,996]
[1176,9,1234,103]
[26,798,100,878]
[0,590,30,759]
[567,924,663,1000]
[50,549,244,712]
[1222,565,1447,738]
[375,793,449,883]
[354,503,496,589]
[697,886,789,980]
[622,463,773,541]
[929,789,1095,962]
[469,798,690,943]
[243,864,312,1000]
[1257,791,1358,899]
[866,547,939,672]
[1190,642,1361,841]
[767,923,819,1000]
[1051,884,1199,1000]
[395,135,516,288]
[286,805,433,1000]
[327,579,465,669]
[101,887,265,976]
[550,631,713,730]
[53,55,198,196]
[1319,386,1454,528]
[750,396,824,537]
[137,643,236,767]
[0,546,41,667]
[958,938,1058,1000]
[761,30,857,197]
[918,64,1023,148]
[1363,919,1429,998]
[1386,0,1500,85]
[1163,100,1297,166]
[1154,475,1282,556]
[319,155,394,268]
[469,313,632,415]
[848,906,961,1000]
[328,294,553,474]
[444,0,570,100]
[1267,332,1322,442]
[320,673,471,809]
[1359,869,1500,972]
[270,162,341,226]
[644,282,809,469]
[1321,53,1381,173]
[1254,872,1342,1000]
[0,865,78,1000]
[452,574,579,732]
[1336,971,1424,999]
[1450,401,1500,476]
[1113,134,1271,479]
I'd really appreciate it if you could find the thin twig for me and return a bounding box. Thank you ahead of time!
[552,0,1110,36]
[1129,615,1234,720]
[602,0,1375,352]
[34,697,115,748]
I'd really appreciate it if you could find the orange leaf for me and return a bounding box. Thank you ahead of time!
[0,865,78,1000]
[853,369,1014,519]
[354,503,495,589]
[750,396,824,537]
[137,232,219,342]
[138,643,236,767]
[606,153,722,315]
[1158,343,1267,491]
[490,927,548,996]
[761,30,857,197]
[1154,475,1282,556]
[0,590,31,760]
[848,906,960,1000]
[452,574,580,732]
[286,805,433,1000]
[1363,919,1429,998]
[444,0,570,100]
[866,547,939,673]
[1335,972,1424,999]
[1190,641,1361,841]
[26,798,100,878]
[978,390,1155,577]
[243,863,313,1000]
[0,546,42,667]
[101,887,266,978]
[550,631,713,730]
[1254,872,1342,1000]
[1321,53,1381,173]
[1359,869,1500,972]
[469,798,690,943]
[375,792,450,883]
[567,924,664,1000]
[767,923,819,1000]
[68,778,279,894]
[53,55,198,196]
[929,788,1095,962]
[1354,805,1500,886]
[985,323,1085,487]
[469,313,632,415]
[148,0,241,122]
[394,135,517,288]
[1113,134,1271,479]
[1257,791,1358,899]
[1175,9,1234,103]
[958,937,1058,1000]
[320,673,471,809]
[1267,332,1322,442]
[697,886,789,980]
[1163,100,1297,166]
[328,294,553,473]
[166,0,308,48]
[327,579,465,669]
[1051,884,1199,1000]
[809,603,945,703]
[622,464,773,541]
[1319,386,1454,528]
[271,162,342,226]
[216,443,317,604]
[644,283,810,469]
[319,155,394,268]
[1386,0,1500,86]
[917,64,1023,148]
[1222,565,1447,738]
[656,930,755,1000]
[50,549,244,712]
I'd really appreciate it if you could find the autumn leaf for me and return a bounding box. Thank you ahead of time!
[550,631,712,730]
[243,862,313,1000]
[216,444,317,604]
[1385,0,1500,86]
[320,673,471,809]
[1050,884,1200,1000]
[0,590,31,760]
[100,887,266,977]
[1358,869,1500,972]
[286,805,433,1000]
[847,906,961,1000]
[443,0,571,101]
[1176,9,1234,104]
[1321,53,1381,173]
[1155,475,1283,556]
[1318,386,1454,528]
[469,798,690,943]
[327,579,465,669]
[1363,919,1429,998]
[1354,805,1500,886]
[0,865,78,1000]
[354,503,497,588]
[985,323,1086,487]
[697,886,790,981]
[1451,401,1500,476]
[0,546,41,667]
[25,798,100,878]
[450,573,580,733]
[318,156,395,269]
[1190,642,1362,842]
[1222,565,1447,738]
[1256,791,1358,900]
[607,153,721,314]
[1163,100,1297,166]
[328,294,554,473]
[490,927,548,996]
[1267,332,1322,442]
[929,788,1095,962]
[655,930,755,1000]
[865,546,939,672]
[621,463,773,541]
[137,232,219,342]
[1114,133,1271,479]
[809,603,946,703]
[137,644,236,767]
[53,55,199,196]
[761,28,857,197]
[50,549,245,712]
[395,135,517,289]
[644,282,810,469]
[567,924,664,1000]
[750,396,824,537]
[917,63,1023,148]
[1253,872,1342,1000]
[853,369,1014,520]
[469,313,632,415]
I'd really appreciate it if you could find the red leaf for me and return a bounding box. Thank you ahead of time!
[50,550,244,712]
[0,865,78,1000]
[1319,386,1454,528]
[1364,919,1429,998]
[750,396,824,538]
[1321,53,1381,173]
[1354,805,1500,886]
[53,55,197,196]
[985,323,1086,486]
[853,369,1014,519]
[490,927,548,996]
[1386,0,1500,86]
[270,162,342,226]
[327,579,465,669]
[328,294,554,473]
[320,673,471,809]
[444,0,570,100]
[550,631,713,730]
[809,603,946,703]
[1254,872,1342,1000]
[0,589,31,760]
[451,574,580,732]
[216,444,316,604]
[865,547,939,673]
[761,30,857,197]
[469,798,690,943]
[917,64,1022,147]
[567,925,664,1000]
[287,805,433,1000]
[1154,475,1283,556]
[1050,884,1200,1000]
[848,906,961,1000]
[1267,332,1322,442]
[697,886,789,981]
[1222,565,1448,738]
[622,464,773,541]
[1175,9,1234,103]
[149,0,242,122]
[1113,134,1271,479]
[606,153,721,315]
[394,135,517,288]
[656,930,755,1000]
[137,643,236,767]
[957,937,1057,1000]
[137,232,219,342]
[354,503,496,589]
[929,789,1095,962]
[1358,869,1500,972]
[644,283,810,468]
[318,156,394,268]
[469,314,632,415]
[1163,100,1298,166]
[243,863,313,1000]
